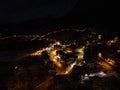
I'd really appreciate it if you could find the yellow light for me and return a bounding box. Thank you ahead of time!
[97,61,113,71]
[106,37,118,46]
[30,49,44,56]
[76,46,85,59]
[117,50,120,53]
[64,48,72,53]
[105,58,115,66]
[65,61,77,74]
[98,52,102,58]
[49,50,62,68]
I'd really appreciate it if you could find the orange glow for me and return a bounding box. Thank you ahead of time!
[105,58,115,66]
[97,61,113,71]
[30,42,85,75]
[30,42,64,69]
[31,49,45,56]
[64,48,72,53]
[97,52,116,71]
[107,37,118,46]
[48,50,62,68]
[76,46,85,59]
[117,50,120,53]
[98,52,102,58]
[61,45,66,48]
[64,61,77,74]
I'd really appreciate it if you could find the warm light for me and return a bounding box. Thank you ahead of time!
[45,47,51,52]
[56,41,61,45]
[117,50,120,53]
[49,50,62,68]
[76,46,85,59]
[97,61,113,71]
[107,37,118,46]
[98,52,102,58]
[105,58,115,66]
[64,48,72,53]
[65,61,77,74]
[98,34,102,40]
[97,52,116,72]
[76,46,85,53]
[31,49,44,56]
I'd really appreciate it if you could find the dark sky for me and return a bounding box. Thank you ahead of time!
[0,0,78,23]
[0,0,119,30]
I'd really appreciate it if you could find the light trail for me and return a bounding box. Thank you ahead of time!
[97,52,116,74]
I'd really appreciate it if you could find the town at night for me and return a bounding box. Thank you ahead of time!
[0,27,120,90]
[0,0,120,90]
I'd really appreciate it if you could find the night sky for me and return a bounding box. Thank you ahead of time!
[0,0,78,23]
[0,0,119,31]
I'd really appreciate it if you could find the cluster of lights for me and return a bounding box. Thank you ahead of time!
[12,30,119,78]
[107,37,118,46]
[97,52,116,73]
[29,41,86,75]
